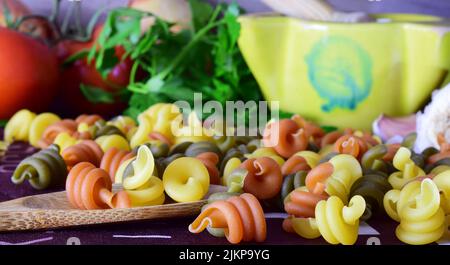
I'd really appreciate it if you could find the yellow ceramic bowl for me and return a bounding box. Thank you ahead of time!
[238,14,450,130]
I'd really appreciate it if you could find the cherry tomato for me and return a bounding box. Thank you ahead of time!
[54,25,132,117]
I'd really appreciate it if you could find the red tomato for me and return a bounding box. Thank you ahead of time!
[0,28,59,119]
[55,26,132,117]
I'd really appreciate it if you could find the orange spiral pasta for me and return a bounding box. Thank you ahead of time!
[291,114,324,139]
[100,148,135,182]
[320,131,344,148]
[284,188,329,218]
[66,162,131,210]
[428,133,450,164]
[61,140,104,170]
[334,135,368,160]
[75,114,103,126]
[39,119,78,148]
[263,119,308,158]
[39,119,92,148]
[196,152,220,185]
[282,155,310,176]
[149,132,173,146]
[189,193,266,244]
[239,157,283,199]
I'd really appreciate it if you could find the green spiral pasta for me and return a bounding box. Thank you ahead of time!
[349,173,392,220]
[140,142,170,159]
[212,135,236,153]
[11,145,68,189]
[184,141,222,159]
[168,142,193,156]
[94,124,125,139]
[361,144,394,173]
[264,171,307,210]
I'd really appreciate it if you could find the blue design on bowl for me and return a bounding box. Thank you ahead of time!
[306,36,373,112]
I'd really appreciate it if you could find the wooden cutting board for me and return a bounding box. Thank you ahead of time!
[0,191,207,232]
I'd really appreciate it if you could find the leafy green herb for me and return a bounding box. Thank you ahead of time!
[87,0,263,123]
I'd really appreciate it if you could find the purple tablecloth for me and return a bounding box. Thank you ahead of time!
[0,130,404,245]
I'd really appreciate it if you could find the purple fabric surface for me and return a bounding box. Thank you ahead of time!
[0,129,404,245]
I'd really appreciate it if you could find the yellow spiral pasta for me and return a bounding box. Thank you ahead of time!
[290,195,366,245]
[163,157,210,202]
[28,113,61,147]
[306,154,362,203]
[244,147,285,166]
[432,170,450,214]
[130,114,153,148]
[141,103,181,140]
[173,112,212,144]
[384,179,446,245]
[118,145,165,206]
[53,132,80,153]
[388,147,425,190]
[4,109,36,143]
[95,134,130,152]
[107,115,137,135]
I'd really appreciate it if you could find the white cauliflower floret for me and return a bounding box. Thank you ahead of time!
[414,83,450,152]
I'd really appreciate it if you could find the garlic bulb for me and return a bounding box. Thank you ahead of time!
[414,83,450,152]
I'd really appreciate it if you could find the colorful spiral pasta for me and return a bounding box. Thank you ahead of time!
[118,145,165,206]
[107,115,136,136]
[239,157,283,199]
[4,109,36,143]
[100,148,135,182]
[189,193,266,244]
[94,124,124,139]
[95,134,130,152]
[75,114,103,126]
[28,113,61,148]
[388,147,426,190]
[66,162,131,209]
[349,173,392,220]
[262,119,308,158]
[290,195,366,245]
[244,147,285,166]
[383,179,446,245]
[53,132,80,152]
[163,157,210,202]
[11,145,67,189]
[223,167,247,193]
[39,119,84,148]
[61,140,104,170]
[184,141,222,159]
[281,151,320,176]
[142,103,181,140]
[173,112,212,144]
[333,135,368,160]
[196,152,220,185]
[306,154,362,203]
[284,186,329,218]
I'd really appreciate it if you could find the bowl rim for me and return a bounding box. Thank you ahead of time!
[238,12,450,25]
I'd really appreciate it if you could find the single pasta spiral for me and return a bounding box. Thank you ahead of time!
[333,135,368,160]
[196,152,220,185]
[189,193,266,244]
[95,134,130,152]
[361,144,399,173]
[163,157,210,202]
[281,151,320,175]
[4,109,36,143]
[100,148,135,183]
[349,173,392,220]
[75,114,103,126]
[66,162,131,210]
[12,145,67,189]
[383,179,446,245]
[432,170,450,214]
[61,140,104,170]
[28,113,61,147]
[262,119,308,158]
[284,186,329,218]
[388,147,425,189]
[173,112,212,144]
[118,145,165,206]
[306,154,362,203]
[141,103,181,140]
[244,147,285,166]
[290,195,366,245]
[239,157,283,200]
